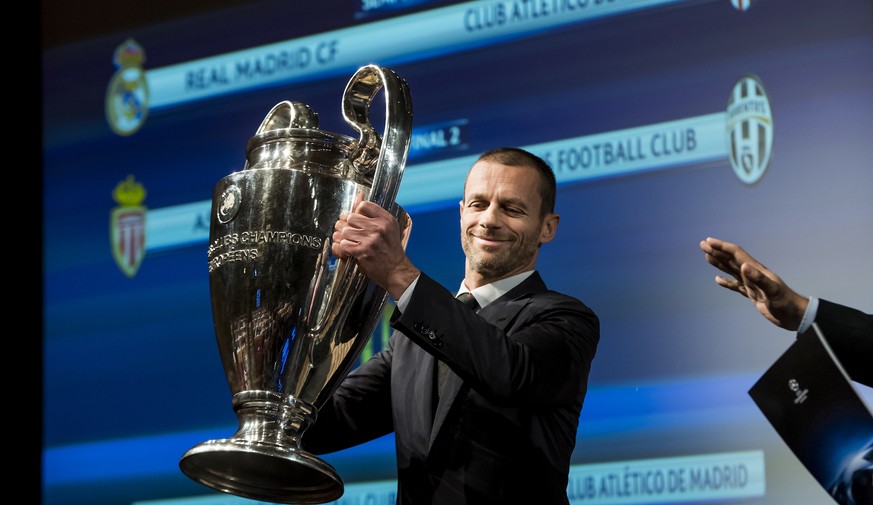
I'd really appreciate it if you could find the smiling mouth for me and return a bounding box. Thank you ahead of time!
[473,234,507,245]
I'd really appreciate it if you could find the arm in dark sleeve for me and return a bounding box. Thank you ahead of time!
[301,334,396,454]
[392,272,600,407]
[815,299,873,387]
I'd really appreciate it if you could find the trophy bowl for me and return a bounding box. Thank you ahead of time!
[179,64,412,504]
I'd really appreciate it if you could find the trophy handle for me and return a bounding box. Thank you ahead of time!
[342,64,413,210]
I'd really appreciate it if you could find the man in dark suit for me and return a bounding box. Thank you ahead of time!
[700,237,872,387]
[302,147,600,504]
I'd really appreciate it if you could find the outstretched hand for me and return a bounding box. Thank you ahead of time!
[699,237,807,331]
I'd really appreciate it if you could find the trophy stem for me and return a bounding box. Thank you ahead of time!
[179,390,343,504]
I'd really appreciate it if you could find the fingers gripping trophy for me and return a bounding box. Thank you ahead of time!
[179,65,413,504]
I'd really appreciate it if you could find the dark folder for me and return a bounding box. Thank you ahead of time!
[749,323,873,505]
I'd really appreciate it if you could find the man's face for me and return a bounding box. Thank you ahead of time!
[460,160,558,283]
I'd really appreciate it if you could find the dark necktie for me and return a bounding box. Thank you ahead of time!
[437,292,480,400]
[456,291,478,310]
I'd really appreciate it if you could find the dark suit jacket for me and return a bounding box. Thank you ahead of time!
[303,271,600,504]
[814,299,872,387]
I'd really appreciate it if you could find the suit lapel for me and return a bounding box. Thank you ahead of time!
[429,274,547,444]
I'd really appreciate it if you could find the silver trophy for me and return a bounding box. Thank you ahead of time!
[179,64,413,504]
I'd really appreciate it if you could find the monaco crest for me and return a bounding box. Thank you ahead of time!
[110,175,147,277]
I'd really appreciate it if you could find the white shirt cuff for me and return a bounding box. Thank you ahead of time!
[395,275,420,313]
[797,296,819,334]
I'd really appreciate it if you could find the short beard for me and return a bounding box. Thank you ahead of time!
[462,232,539,280]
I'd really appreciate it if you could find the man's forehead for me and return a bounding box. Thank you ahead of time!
[466,162,538,189]
[464,168,539,205]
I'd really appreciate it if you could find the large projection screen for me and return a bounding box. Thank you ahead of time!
[42,1,872,504]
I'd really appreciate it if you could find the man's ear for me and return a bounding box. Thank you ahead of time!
[538,213,560,245]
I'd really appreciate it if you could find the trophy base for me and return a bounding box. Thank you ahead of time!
[179,438,343,504]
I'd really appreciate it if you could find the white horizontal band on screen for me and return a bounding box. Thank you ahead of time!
[145,0,689,109]
[144,112,726,252]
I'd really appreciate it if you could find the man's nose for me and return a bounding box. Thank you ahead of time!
[478,204,502,228]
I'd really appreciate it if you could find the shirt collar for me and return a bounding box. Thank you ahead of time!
[458,270,534,309]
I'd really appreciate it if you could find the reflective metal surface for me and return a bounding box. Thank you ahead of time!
[179,65,413,504]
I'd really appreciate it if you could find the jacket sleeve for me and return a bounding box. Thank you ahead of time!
[814,299,873,387]
[301,333,397,454]
[392,272,600,407]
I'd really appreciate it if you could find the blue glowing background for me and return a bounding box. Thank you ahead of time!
[42,0,873,504]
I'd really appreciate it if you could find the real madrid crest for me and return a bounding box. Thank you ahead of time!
[106,39,150,136]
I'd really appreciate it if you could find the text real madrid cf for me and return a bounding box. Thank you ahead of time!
[465,0,616,30]
[186,40,339,91]
[545,128,698,172]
